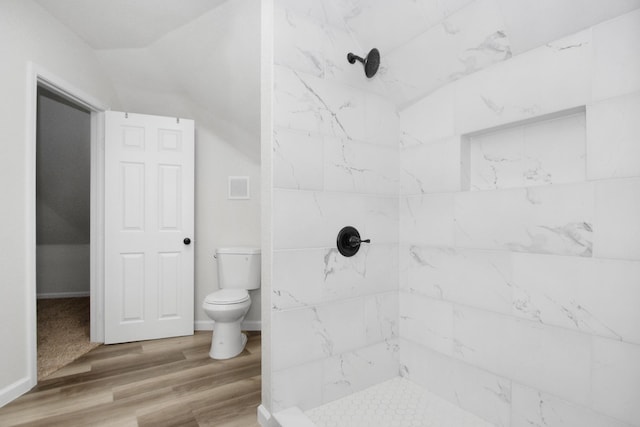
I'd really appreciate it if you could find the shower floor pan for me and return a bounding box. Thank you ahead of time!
[275,377,495,427]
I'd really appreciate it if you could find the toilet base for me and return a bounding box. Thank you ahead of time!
[209,321,248,360]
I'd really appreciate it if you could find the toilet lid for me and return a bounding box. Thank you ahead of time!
[205,289,250,305]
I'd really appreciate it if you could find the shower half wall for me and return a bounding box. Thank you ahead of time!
[262,1,640,426]
[264,0,401,415]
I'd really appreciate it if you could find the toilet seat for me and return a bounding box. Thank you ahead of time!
[205,289,249,305]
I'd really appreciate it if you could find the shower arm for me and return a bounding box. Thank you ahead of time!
[347,53,365,65]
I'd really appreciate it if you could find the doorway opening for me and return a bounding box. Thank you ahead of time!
[35,87,99,379]
[26,65,108,390]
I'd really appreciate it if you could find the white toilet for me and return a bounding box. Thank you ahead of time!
[203,247,261,359]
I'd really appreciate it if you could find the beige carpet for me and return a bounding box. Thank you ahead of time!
[37,297,101,380]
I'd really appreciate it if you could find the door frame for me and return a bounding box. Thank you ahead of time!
[25,62,108,386]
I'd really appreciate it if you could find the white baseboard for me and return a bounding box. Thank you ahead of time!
[194,319,262,331]
[37,291,90,299]
[242,320,262,331]
[194,320,214,331]
[0,376,34,408]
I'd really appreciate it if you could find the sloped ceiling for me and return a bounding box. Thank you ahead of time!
[35,0,261,162]
[34,0,228,49]
[37,89,91,244]
[34,0,640,142]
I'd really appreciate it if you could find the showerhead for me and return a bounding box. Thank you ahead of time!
[347,48,380,78]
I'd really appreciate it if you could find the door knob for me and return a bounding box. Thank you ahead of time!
[183,237,191,245]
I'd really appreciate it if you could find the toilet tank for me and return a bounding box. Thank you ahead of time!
[216,247,261,290]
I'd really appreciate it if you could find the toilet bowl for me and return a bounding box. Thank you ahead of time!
[202,289,252,359]
[203,247,261,360]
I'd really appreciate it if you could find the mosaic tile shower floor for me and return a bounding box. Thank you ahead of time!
[305,377,495,427]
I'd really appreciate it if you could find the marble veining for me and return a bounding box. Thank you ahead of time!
[366,294,399,343]
[522,158,552,186]
[514,289,626,341]
[511,382,635,427]
[323,247,368,281]
[294,71,351,139]
[511,253,640,345]
[273,128,325,191]
[312,307,335,357]
[486,381,511,405]
[376,0,514,106]
[512,291,543,323]
[272,289,309,311]
[467,110,586,191]
[325,137,399,195]
[408,246,436,268]
[322,341,399,403]
[505,222,593,257]
[405,245,513,316]
[273,132,298,188]
[454,183,594,257]
[451,30,512,81]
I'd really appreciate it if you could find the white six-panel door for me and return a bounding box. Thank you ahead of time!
[104,111,194,344]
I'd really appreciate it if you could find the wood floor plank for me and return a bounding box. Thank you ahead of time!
[135,375,261,419]
[20,385,177,427]
[34,351,186,393]
[60,354,212,397]
[172,361,261,396]
[140,332,211,353]
[244,334,261,355]
[213,411,261,427]
[44,362,92,379]
[0,332,262,427]
[194,389,261,426]
[112,358,221,400]
[76,342,144,362]
[0,390,113,426]
[136,405,200,427]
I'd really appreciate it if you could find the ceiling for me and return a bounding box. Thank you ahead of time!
[34,0,228,49]
[33,0,640,151]
[35,0,262,161]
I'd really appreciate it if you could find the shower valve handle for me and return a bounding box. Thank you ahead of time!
[348,236,370,247]
[337,226,370,257]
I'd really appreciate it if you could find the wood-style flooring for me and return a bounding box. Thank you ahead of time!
[0,331,261,427]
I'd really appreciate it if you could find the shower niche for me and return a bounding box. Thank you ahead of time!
[460,107,587,192]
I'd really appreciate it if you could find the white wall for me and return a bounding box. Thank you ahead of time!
[92,0,262,328]
[0,0,262,407]
[193,125,261,327]
[0,0,118,406]
[36,89,91,297]
[36,244,90,298]
[398,9,640,427]
[36,90,91,245]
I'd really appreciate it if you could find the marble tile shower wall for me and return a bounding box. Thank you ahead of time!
[399,9,640,427]
[270,0,400,414]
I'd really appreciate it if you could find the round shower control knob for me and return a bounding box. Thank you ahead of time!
[183,237,191,245]
[337,226,370,257]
